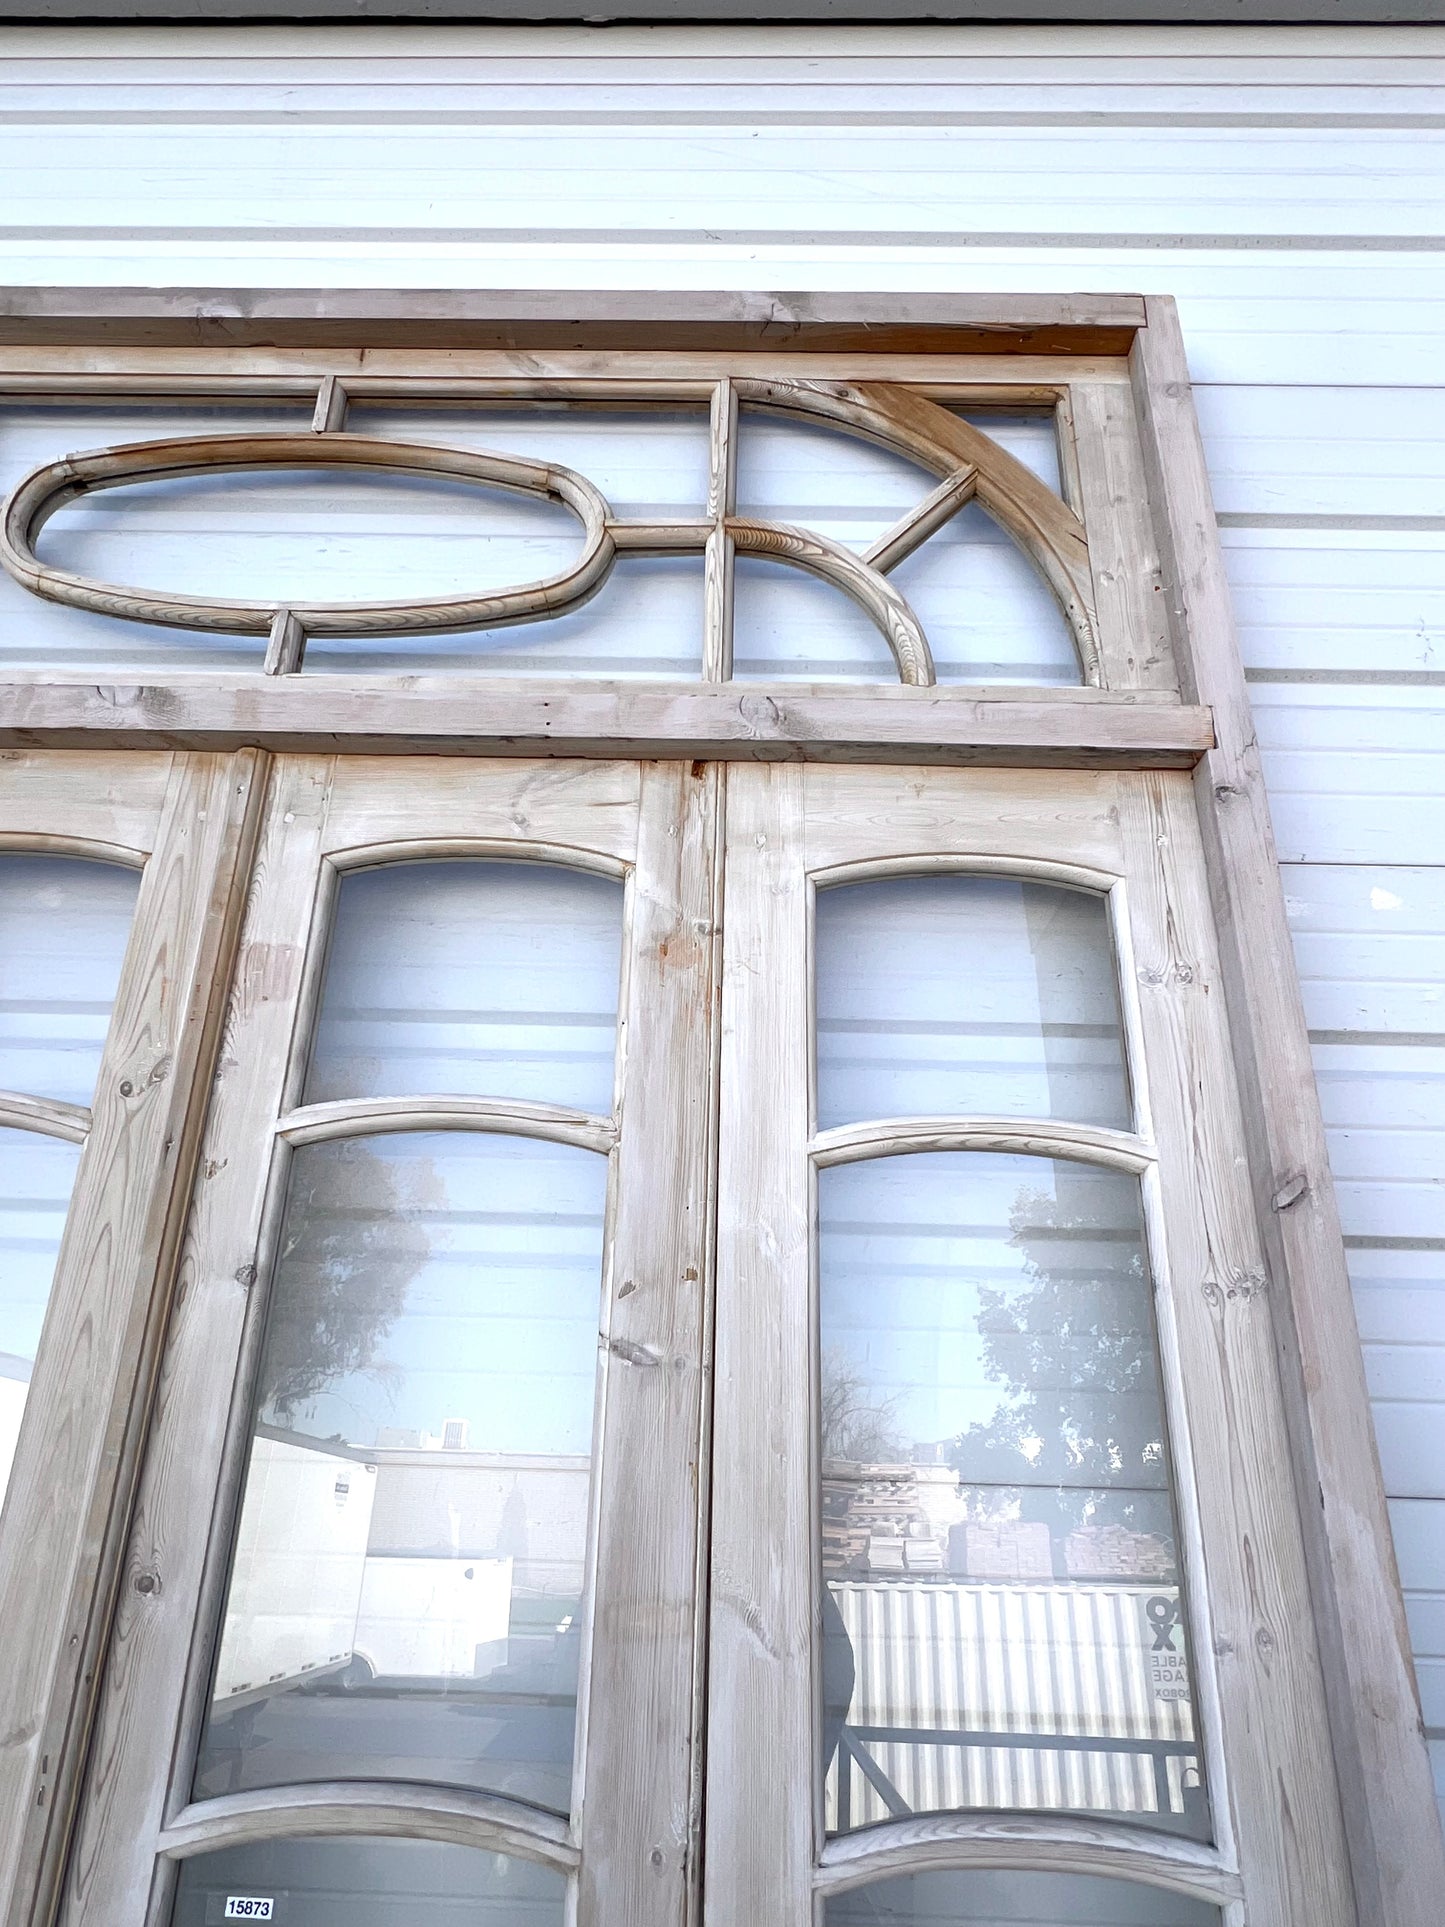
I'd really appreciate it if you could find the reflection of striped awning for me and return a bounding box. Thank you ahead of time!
[828,1580,1199,1834]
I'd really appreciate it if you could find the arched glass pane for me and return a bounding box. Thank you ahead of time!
[0,1126,81,1510]
[825,1868,1219,1926]
[305,861,624,1115]
[0,854,139,1105]
[194,1132,606,1815]
[172,1836,567,1927]
[818,1153,1205,1840]
[816,877,1130,1131]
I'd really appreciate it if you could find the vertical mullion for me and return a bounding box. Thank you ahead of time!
[0,749,268,1927]
[578,760,721,1927]
[56,756,332,1927]
[703,378,738,683]
[705,763,814,1926]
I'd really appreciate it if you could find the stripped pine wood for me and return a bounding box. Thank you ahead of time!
[1069,378,1177,692]
[1115,768,1351,1925]
[58,754,711,1927]
[57,754,336,1927]
[1131,298,1445,1927]
[705,761,814,1927]
[576,760,720,1927]
[703,376,736,681]
[0,681,1210,767]
[0,749,266,1927]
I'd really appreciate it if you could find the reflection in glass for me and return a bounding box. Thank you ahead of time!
[818,1153,1205,1838]
[0,1127,81,1510]
[171,1835,567,1927]
[0,855,139,1105]
[195,1132,606,1815]
[306,861,624,1115]
[816,877,1130,1131]
[825,1868,1218,1926]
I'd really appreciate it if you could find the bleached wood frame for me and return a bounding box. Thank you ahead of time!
[0,291,1433,1927]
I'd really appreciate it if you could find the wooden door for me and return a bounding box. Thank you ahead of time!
[705,763,1354,1927]
[61,756,718,1927]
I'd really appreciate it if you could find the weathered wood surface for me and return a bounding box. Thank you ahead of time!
[0,749,266,1927]
[816,1810,1243,1905]
[0,289,1148,355]
[0,681,1211,767]
[1117,768,1351,1924]
[1131,296,1445,1927]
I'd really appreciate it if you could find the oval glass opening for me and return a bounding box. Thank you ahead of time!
[825,1869,1219,1925]
[35,467,583,606]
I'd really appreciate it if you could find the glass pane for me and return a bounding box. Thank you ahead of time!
[172,1836,566,1927]
[733,553,902,682]
[734,409,1076,686]
[194,1131,606,1815]
[0,403,308,669]
[825,1868,1218,1926]
[818,1153,1205,1839]
[890,504,1080,686]
[345,405,710,517]
[956,410,1064,494]
[816,877,1130,1132]
[302,554,702,678]
[0,855,140,1105]
[0,1126,81,1510]
[304,861,624,1114]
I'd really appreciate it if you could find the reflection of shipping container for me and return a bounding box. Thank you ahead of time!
[213,1433,513,1704]
[827,1579,1200,1833]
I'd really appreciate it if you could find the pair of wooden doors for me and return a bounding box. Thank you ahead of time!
[17,752,1350,1927]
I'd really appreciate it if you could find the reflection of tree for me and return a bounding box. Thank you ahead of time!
[258,1138,442,1427]
[820,1344,905,1463]
[949,1184,1167,1545]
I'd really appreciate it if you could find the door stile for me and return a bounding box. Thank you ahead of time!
[705,763,816,1927]
[0,749,267,1927]
[59,754,337,1927]
[576,760,722,1927]
[1113,770,1352,1925]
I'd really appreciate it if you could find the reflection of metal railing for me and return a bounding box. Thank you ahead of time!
[833,1723,1200,1835]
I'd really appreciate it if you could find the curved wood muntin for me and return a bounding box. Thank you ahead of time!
[0,382,1096,685]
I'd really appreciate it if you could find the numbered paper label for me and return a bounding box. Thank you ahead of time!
[223,1902,275,1922]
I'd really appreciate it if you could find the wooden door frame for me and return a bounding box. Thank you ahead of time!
[0,289,1434,1926]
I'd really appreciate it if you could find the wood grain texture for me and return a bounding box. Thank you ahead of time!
[576,760,719,1927]
[157,1783,575,1870]
[57,754,335,1927]
[0,681,1211,768]
[1069,377,1178,692]
[1131,297,1445,1926]
[703,376,737,683]
[705,762,814,1926]
[816,1810,1242,1905]
[0,748,266,1927]
[0,290,1147,355]
[1116,768,1352,1924]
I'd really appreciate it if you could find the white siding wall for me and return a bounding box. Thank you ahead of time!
[2,17,1442,1827]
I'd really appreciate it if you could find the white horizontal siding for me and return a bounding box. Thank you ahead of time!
[0,17,1442,1826]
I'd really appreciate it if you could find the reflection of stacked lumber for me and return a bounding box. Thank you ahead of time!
[949,1519,1052,1579]
[821,1462,945,1576]
[1065,1525,1175,1579]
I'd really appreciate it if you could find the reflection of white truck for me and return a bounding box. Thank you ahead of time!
[213,1432,511,1706]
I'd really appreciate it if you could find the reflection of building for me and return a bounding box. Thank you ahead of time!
[827,1578,1199,1834]
[0,1352,30,1505]
[823,1460,1174,1584]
